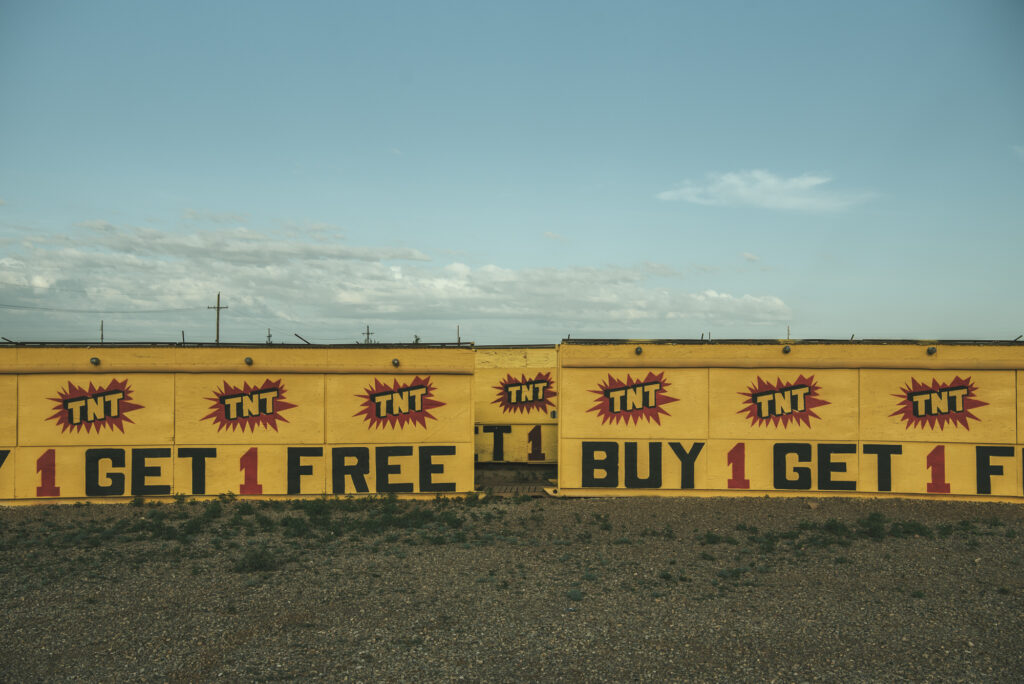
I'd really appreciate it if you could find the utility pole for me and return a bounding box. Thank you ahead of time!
[208,292,228,344]
[363,325,374,344]
[266,328,272,344]
[100,320,104,344]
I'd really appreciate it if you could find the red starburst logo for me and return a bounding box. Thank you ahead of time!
[587,371,678,425]
[202,379,297,432]
[47,378,143,434]
[738,375,829,428]
[492,371,556,415]
[890,376,986,430]
[355,376,445,429]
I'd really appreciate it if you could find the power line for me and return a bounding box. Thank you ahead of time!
[0,302,201,314]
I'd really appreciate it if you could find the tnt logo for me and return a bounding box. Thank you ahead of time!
[221,388,280,419]
[372,385,428,418]
[65,390,124,425]
[356,376,445,429]
[588,372,677,425]
[739,375,828,428]
[203,379,296,432]
[493,371,556,415]
[892,377,986,430]
[47,378,142,434]
[752,385,810,418]
[907,386,969,417]
[606,381,661,413]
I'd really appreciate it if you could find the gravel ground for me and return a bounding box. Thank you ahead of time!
[1,490,1023,682]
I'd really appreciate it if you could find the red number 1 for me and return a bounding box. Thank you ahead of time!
[239,447,263,495]
[926,445,951,493]
[727,443,751,489]
[36,449,61,497]
[527,425,546,461]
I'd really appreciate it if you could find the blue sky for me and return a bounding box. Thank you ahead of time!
[1,1,1022,344]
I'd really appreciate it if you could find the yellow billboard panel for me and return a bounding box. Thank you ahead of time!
[558,437,1018,498]
[325,374,472,445]
[324,442,473,495]
[0,375,16,444]
[475,423,557,463]
[171,347,329,373]
[14,347,176,373]
[12,445,175,500]
[474,368,557,425]
[860,370,1015,444]
[559,341,1024,371]
[709,369,858,441]
[174,374,325,445]
[0,447,13,499]
[18,374,175,447]
[857,442,1020,497]
[560,368,708,440]
[558,438,710,490]
[526,347,557,368]
[1018,371,1024,444]
[324,347,475,374]
[475,348,528,369]
[172,445,325,496]
[703,440,861,492]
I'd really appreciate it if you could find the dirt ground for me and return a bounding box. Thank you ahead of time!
[2,488,1023,682]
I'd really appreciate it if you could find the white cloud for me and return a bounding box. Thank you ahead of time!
[1013,145,1024,160]
[0,223,791,344]
[742,252,760,262]
[543,231,567,242]
[657,170,870,211]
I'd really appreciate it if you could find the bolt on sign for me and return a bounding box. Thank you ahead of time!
[555,341,1024,501]
[1,346,474,503]
[473,346,558,463]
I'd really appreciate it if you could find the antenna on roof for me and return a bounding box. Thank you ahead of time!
[294,333,311,344]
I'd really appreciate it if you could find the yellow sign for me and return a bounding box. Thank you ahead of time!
[556,342,1024,501]
[475,423,556,463]
[13,445,175,499]
[325,373,472,445]
[0,375,16,445]
[560,368,708,441]
[1,346,475,502]
[174,374,325,445]
[474,346,558,462]
[17,374,175,447]
[708,368,858,441]
[860,369,1015,444]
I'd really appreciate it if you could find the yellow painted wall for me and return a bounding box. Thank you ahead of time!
[473,347,558,463]
[175,374,325,445]
[0,375,17,445]
[18,374,175,447]
[557,342,1024,501]
[1,346,474,502]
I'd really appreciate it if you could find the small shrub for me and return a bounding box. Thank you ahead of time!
[233,547,278,573]
[856,512,888,540]
[889,520,932,538]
